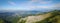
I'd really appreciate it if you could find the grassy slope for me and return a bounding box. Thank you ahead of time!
[18,10,60,23]
[0,18,4,23]
[0,10,60,23]
[35,10,60,23]
[35,15,60,23]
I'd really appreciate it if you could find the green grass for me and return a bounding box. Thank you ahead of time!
[0,18,4,23]
[35,14,60,23]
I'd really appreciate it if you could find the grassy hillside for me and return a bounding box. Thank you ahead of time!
[0,18,4,23]
[35,15,60,23]
[35,10,60,23]
[18,10,60,23]
[0,10,60,23]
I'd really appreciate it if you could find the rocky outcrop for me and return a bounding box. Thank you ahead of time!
[25,13,52,23]
[18,13,52,23]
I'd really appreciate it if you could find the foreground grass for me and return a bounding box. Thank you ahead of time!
[35,15,60,23]
[0,10,60,23]
[0,18,4,23]
[18,10,60,23]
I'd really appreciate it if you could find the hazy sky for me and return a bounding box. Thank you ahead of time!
[0,0,60,10]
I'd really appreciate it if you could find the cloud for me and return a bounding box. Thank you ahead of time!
[19,1,53,10]
[8,1,16,5]
[7,0,59,10]
[54,3,60,7]
[31,0,39,2]
[31,0,52,4]
[21,5,53,11]
[26,0,60,10]
[52,3,60,10]
[23,0,53,8]
[30,0,60,8]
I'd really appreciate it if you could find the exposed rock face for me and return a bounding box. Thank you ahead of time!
[18,13,52,23]
[25,13,52,23]
[18,10,60,23]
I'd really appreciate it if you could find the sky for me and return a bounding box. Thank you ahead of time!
[0,0,60,11]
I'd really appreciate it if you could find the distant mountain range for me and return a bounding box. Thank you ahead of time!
[0,10,49,20]
[0,9,60,23]
[0,10,43,18]
[0,10,44,23]
[0,9,60,20]
[0,9,56,18]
